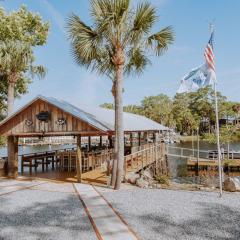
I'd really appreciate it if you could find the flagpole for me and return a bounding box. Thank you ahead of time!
[210,24,223,197]
[214,81,223,197]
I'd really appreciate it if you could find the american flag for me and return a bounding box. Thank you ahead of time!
[204,31,215,72]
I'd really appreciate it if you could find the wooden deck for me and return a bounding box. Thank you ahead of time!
[20,143,167,186]
[22,169,108,186]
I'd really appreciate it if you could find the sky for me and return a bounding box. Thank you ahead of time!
[1,0,240,110]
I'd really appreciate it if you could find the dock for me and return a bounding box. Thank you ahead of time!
[187,158,240,173]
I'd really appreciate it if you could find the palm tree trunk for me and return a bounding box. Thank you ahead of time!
[114,64,124,190]
[110,94,118,186]
[7,82,15,116]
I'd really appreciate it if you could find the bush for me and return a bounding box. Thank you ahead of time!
[156,174,170,185]
[177,164,188,177]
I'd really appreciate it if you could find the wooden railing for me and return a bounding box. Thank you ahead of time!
[124,143,168,175]
[20,147,114,174]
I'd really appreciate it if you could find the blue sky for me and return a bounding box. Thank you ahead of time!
[1,0,240,109]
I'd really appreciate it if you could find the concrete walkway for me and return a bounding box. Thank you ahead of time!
[74,183,138,240]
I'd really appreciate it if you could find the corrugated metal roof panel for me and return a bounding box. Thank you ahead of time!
[41,96,168,132]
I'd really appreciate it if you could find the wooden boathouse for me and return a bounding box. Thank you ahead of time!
[0,95,168,183]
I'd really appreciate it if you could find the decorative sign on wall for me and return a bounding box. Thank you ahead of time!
[25,119,33,126]
[36,111,51,122]
[56,118,66,125]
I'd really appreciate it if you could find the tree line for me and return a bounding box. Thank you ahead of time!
[0,6,49,117]
[100,86,240,135]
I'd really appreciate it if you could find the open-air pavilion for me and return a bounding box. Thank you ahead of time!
[0,95,168,184]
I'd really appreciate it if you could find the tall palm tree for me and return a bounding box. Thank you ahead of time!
[67,0,174,189]
[0,41,46,115]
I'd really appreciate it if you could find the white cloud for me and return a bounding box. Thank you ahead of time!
[41,0,65,34]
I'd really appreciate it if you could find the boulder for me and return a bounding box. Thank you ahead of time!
[223,177,240,192]
[125,172,140,185]
[136,177,149,188]
[142,168,154,179]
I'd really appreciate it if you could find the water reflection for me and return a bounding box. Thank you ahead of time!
[0,144,76,173]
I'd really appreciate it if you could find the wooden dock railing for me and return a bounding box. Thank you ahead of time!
[124,142,168,176]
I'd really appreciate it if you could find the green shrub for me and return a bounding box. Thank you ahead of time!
[177,164,188,177]
[156,174,170,185]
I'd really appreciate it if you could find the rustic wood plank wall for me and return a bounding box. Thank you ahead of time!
[0,99,100,136]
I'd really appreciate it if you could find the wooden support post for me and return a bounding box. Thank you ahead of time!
[130,133,133,147]
[21,156,24,173]
[99,136,102,147]
[155,143,159,176]
[76,135,82,183]
[7,136,19,178]
[108,135,113,148]
[143,132,148,144]
[138,132,141,147]
[88,136,91,151]
[153,132,156,143]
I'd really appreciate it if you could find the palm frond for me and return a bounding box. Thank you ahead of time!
[91,0,130,25]
[67,0,174,79]
[29,65,47,79]
[131,1,157,43]
[147,26,174,56]
[125,47,151,76]
[67,13,101,68]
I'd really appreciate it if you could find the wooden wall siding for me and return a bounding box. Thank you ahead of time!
[0,99,102,136]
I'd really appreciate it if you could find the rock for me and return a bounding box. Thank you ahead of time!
[142,168,154,179]
[136,177,149,188]
[224,177,240,192]
[125,172,140,184]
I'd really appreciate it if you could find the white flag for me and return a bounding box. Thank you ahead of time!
[177,63,216,93]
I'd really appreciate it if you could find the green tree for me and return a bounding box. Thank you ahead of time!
[141,94,173,126]
[123,104,143,115]
[0,6,49,115]
[100,103,114,109]
[172,93,194,134]
[203,125,239,159]
[0,6,49,45]
[0,41,46,115]
[67,0,174,189]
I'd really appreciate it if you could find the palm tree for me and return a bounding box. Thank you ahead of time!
[67,0,174,189]
[0,41,46,115]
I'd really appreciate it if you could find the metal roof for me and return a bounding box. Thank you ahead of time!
[0,95,169,132]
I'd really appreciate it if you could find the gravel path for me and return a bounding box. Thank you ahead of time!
[99,187,240,240]
[0,180,97,240]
